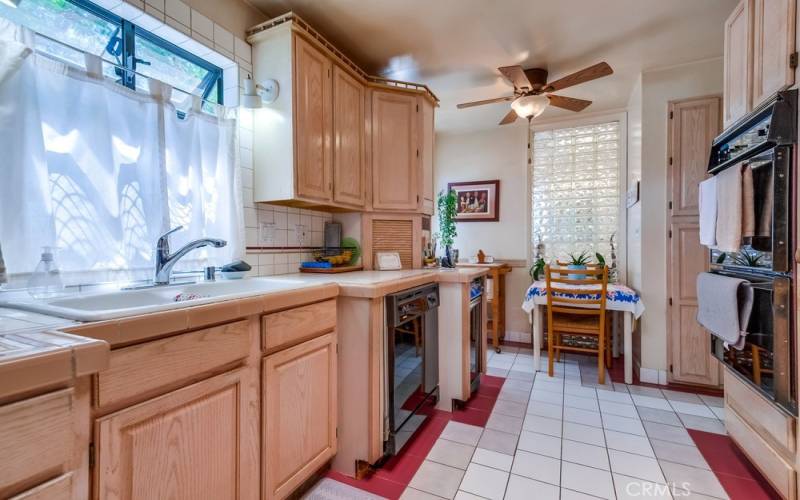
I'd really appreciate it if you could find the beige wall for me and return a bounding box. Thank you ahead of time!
[183,0,267,39]
[635,58,723,372]
[434,124,531,336]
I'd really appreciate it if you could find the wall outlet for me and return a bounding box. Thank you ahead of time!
[294,224,307,247]
[259,222,275,245]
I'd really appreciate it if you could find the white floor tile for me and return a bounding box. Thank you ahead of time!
[522,414,562,437]
[602,414,646,436]
[471,447,513,472]
[563,406,603,427]
[454,491,484,500]
[661,389,703,404]
[650,439,710,469]
[677,413,727,435]
[505,474,559,500]
[637,407,683,427]
[564,384,598,399]
[699,394,724,408]
[511,450,561,485]
[613,474,674,500]
[440,421,484,447]
[502,379,533,393]
[659,461,729,499]
[517,430,561,459]
[564,394,600,411]
[492,399,527,419]
[604,429,655,457]
[427,438,475,470]
[597,390,633,404]
[477,428,519,455]
[599,399,640,419]
[400,487,448,500]
[526,400,563,420]
[562,439,610,470]
[498,387,531,404]
[643,421,694,446]
[563,421,606,447]
[608,449,665,483]
[668,400,716,419]
[560,488,605,500]
[560,461,615,499]
[632,394,673,411]
[409,460,465,499]
[710,406,725,420]
[458,463,509,500]
[486,412,524,435]
[531,390,564,405]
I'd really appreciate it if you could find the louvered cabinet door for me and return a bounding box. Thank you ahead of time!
[293,35,333,203]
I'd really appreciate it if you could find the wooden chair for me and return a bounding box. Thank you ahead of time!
[545,264,611,384]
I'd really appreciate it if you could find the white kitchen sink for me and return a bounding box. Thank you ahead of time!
[0,277,318,322]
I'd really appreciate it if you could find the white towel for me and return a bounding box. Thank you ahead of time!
[714,165,743,252]
[741,165,755,238]
[0,38,31,88]
[696,272,754,350]
[698,176,717,247]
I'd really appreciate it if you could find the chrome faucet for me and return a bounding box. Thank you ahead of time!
[154,226,227,285]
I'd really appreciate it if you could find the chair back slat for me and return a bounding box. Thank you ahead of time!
[544,265,609,312]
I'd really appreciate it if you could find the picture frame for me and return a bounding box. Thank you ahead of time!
[447,180,500,222]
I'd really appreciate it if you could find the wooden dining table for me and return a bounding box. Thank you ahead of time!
[522,280,645,384]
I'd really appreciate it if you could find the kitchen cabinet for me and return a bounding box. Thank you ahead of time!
[333,66,367,208]
[263,333,337,500]
[95,368,259,500]
[420,97,435,215]
[371,90,420,211]
[723,0,796,127]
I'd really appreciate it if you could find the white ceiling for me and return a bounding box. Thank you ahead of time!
[248,0,738,133]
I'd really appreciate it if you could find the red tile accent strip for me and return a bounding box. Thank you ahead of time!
[325,375,506,499]
[688,429,782,500]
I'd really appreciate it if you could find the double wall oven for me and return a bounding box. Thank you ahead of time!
[708,89,797,415]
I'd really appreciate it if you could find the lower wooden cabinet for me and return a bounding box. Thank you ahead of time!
[94,368,259,500]
[262,333,337,500]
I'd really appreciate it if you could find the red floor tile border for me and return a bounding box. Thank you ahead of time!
[688,429,781,500]
[325,376,506,499]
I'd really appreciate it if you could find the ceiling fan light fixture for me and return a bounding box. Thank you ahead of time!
[511,94,549,119]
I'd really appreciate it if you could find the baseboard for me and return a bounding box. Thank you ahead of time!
[504,330,532,343]
[638,364,669,385]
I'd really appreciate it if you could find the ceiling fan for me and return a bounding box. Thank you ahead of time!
[456,62,614,125]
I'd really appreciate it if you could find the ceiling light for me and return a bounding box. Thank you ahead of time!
[241,75,279,109]
[0,0,22,6]
[511,94,549,119]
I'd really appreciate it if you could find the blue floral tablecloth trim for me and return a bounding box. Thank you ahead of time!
[522,281,645,318]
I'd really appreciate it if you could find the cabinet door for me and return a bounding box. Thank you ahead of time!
[263,333,337,500]
[752,0,796,108]
[95,368,259,500]
[293,35,332,202]
[371,90,419,211]
[723,0,753,127]
[332,66,366,208]
[420,98,435,215]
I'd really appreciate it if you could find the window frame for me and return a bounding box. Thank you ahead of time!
[53,0,223,104]
[528,111,628,283]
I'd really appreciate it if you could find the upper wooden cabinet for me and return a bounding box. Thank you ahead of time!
[723,0,796,128]
[248,17,436,213]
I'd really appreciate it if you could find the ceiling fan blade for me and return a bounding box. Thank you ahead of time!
[498,65,532,90]
[548,95,593,112]
[499,109,519,125]
[545,62,613,92]
[456,95,515,109]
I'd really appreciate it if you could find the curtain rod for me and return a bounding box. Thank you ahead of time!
[30,30,229,110]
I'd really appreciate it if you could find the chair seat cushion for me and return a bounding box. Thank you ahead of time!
[551,312,601,333]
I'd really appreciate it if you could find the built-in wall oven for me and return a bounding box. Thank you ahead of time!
[468,278,484,394]
[707,89,796,415]
[384,284,439,456]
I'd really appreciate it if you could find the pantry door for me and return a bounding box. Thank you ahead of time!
[667,95,722,386]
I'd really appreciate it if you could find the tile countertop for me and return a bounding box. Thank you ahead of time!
[0,268,488,400]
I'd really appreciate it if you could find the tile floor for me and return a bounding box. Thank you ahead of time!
[307,347,780,500]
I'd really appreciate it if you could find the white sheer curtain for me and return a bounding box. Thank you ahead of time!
[0,20,243,276]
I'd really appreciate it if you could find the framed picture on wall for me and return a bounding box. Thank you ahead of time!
[447,180,500,222]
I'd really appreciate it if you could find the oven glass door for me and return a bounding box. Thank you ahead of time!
[391,316,426,433]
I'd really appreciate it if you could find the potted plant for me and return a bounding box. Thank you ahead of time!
[529,257,545,281]
[566,251,591,279]
[437,189,458,268]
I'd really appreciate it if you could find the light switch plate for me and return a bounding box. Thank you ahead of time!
[259,222,275,245]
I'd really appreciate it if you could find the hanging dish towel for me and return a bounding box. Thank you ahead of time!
[714,165,743,252]
[698,176,717,247]
[696,272,754,350]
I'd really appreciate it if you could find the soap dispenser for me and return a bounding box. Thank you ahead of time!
[27,246,63,299]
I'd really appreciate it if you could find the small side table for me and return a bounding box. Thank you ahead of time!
[457,262,511,353]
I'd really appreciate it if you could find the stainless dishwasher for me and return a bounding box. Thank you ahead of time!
[384,283,439,456]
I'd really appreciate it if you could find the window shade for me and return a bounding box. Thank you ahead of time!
[531,121,620,262]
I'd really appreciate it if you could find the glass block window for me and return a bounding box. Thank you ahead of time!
[531,121,620,263]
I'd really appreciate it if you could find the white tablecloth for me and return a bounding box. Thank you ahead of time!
[522,281,645,319]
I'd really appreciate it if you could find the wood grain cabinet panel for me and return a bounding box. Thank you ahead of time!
[420,97,435,215]
[371,90,419,211]
[332,66,366,208]
[752,0,796,109]
[262,299,336,353]
[723,0,753,127]
[8,473,73,500]
[0,389,73,498]
[95,368,259,500]
[294,34,333,202]
[96,319,251,409]
[263,333,337,500]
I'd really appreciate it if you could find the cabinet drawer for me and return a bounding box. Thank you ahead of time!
[96,319,251,408]
[262,299,336,353]
[8,473,73,500]
[726,405,795,499]
[0,389,73,496]
[724,369,795,454]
